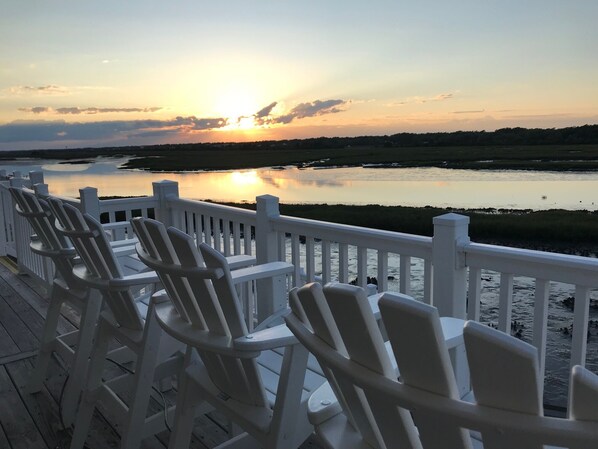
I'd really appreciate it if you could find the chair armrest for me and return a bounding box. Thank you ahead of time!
[111,244,138,257]
[307,382,342,426]
[230,261,293,284]
[233,323,298,351]
[107,270,160,290]
[110,238,139,249]
[225,254,257,270]
[72,265,159,291]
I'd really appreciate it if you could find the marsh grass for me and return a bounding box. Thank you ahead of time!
[220,202,598,255]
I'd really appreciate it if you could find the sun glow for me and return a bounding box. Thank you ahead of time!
[230,171,260,186]
[215,87,259,124]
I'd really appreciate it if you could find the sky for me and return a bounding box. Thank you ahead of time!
[1,0,597,151]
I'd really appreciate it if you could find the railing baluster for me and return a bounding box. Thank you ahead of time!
[571,285,590,369]
[213,219,221,252]
[277,231,286,262]
[376,251,387,292]
[339,243,349,283]
[204,215,212,247]
[423,259,433,305]
[468,267,482,321]
[184,211,192,237]
[247,223,255,255]
[322,240,331,284]
[233,221,241,254]
[306,237,315,283]
[357,246,367,287]
[400,254,411,296]
[291,234,301,287]
[533,279,550,382]
[223,220,231,255]
[498,273,514,333]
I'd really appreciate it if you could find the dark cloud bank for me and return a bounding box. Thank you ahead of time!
[1,99,348,144]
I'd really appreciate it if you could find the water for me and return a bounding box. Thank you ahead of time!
[3,156,598,210]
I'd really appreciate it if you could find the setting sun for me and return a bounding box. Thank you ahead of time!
[236,116,256,129]
[215,87,259,123]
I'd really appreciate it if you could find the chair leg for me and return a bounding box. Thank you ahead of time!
[61,291,103,427]
[168,350,199,449]
[119,315,163,449]
[216,433,261,449]
[28,285,65,393]
[69,319,112,449]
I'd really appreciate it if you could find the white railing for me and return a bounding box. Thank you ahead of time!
[169,197,257,257]
[0,170,45,259]
[272,213,433,298]
[464,242,598,377]
[2,172,597,407]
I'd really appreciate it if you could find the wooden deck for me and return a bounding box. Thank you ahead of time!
[0,258,320,449]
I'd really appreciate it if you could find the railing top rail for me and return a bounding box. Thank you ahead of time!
[41,193,80,206]
[464,242,598,286]
[99,196,156,206]
[169,197,257,222]
[272,214,432,258]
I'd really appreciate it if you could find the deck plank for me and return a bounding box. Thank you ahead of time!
[5,358,72,449]
[0,263,78,334]
[0,320,19,359]
[0,293,39,353]
[0,366,47,449]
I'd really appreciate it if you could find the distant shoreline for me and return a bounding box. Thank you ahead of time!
[4,143,598,173]
[2,125,598,173]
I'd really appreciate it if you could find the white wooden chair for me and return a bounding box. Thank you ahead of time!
[285,284,598,449]
[8,187,105,427]
[47,198,185,449]
[130,216,326,449]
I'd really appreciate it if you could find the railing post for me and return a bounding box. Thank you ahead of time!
[152,180,179,227]
[432,213,470,317]
[29,170,44,186]
[31,182,55,285]
[33,183,49,197]
[9,172,24,188]
[433,212,470,397]
[255,194,285,323]
[79,187,101,220]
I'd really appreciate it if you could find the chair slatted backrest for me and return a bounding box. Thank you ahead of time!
[292,282,422,449]
[9,188,77,287]
[132,217,268,407]
[379,294,473,449]
[48,198,144,331]
[463,320,542,449]
[287,288,598,449]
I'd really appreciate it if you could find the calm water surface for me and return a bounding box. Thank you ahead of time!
[3,156,598,210]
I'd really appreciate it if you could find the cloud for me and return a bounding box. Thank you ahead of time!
[453,109,485,114]
[0,98,350,148]
[18,106,163,115]
[8,85,69,95]
[255,99,348,125]
[431,93,453,102]
[255,102,278,119]
[0,115,228,144]
[389,92,456,106]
